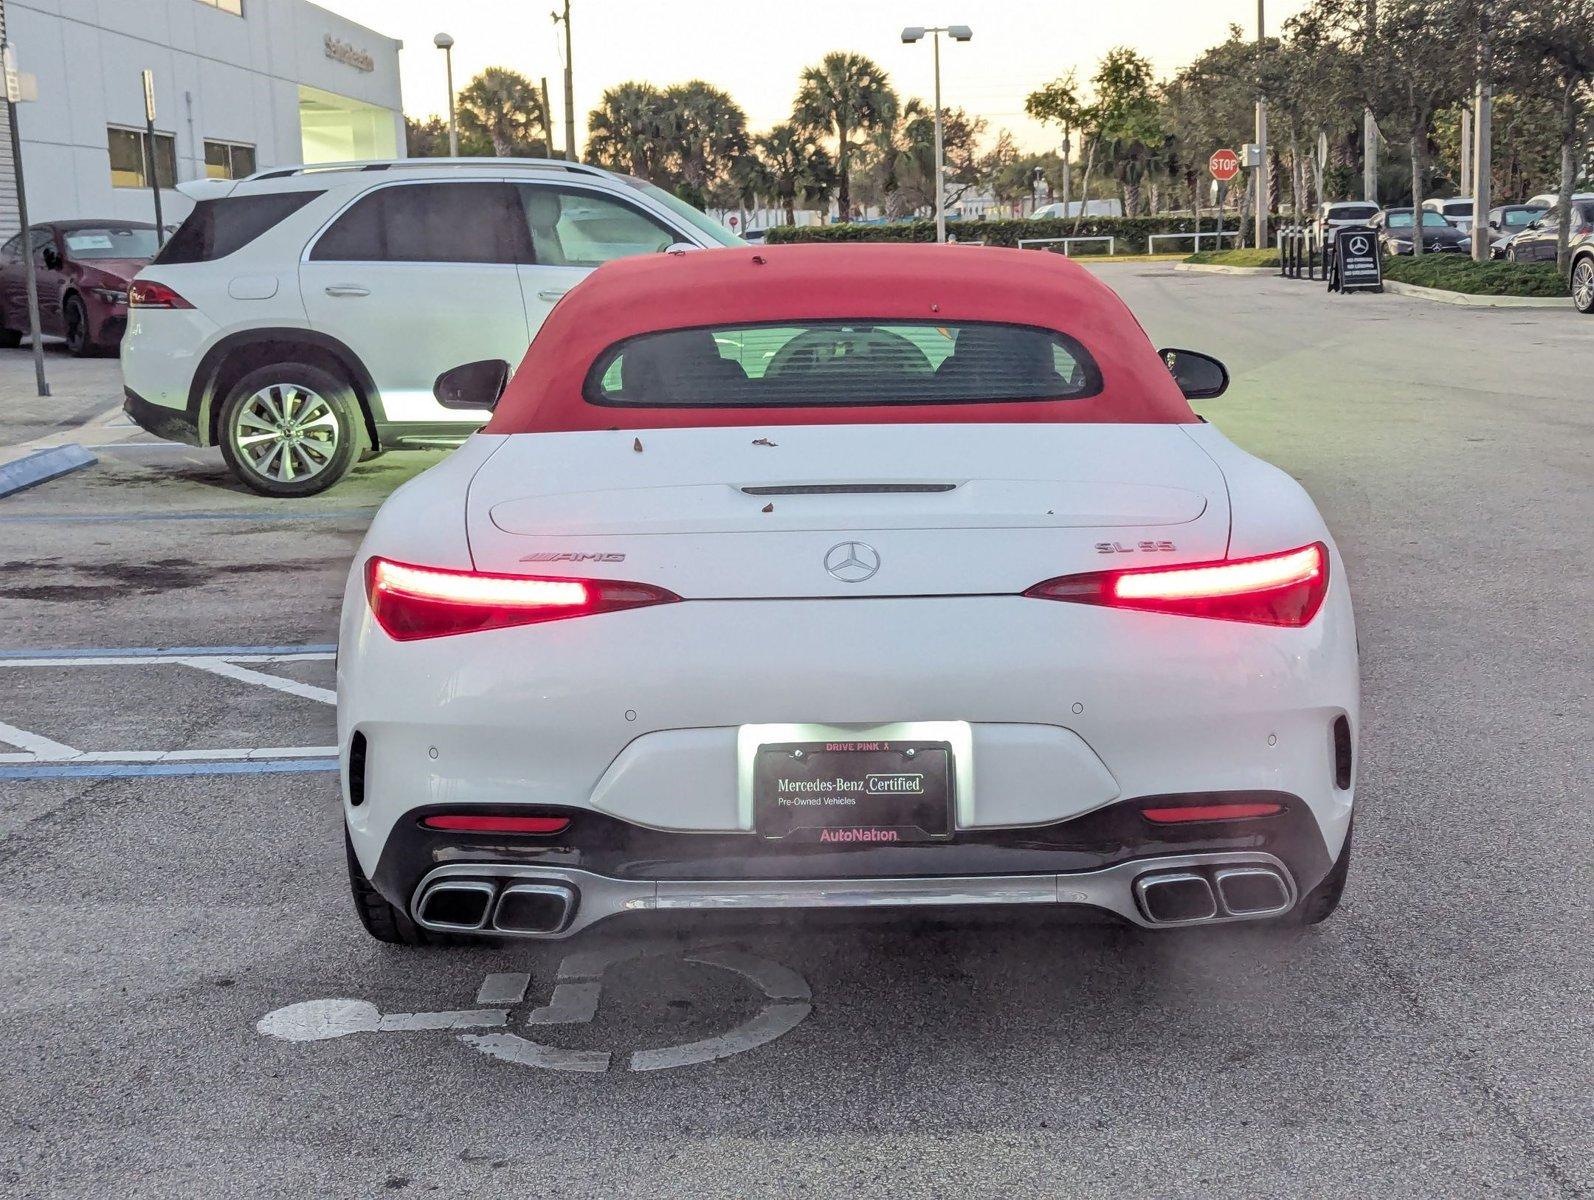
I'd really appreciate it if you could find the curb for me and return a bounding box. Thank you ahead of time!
[0,445,98,497]
[1381,280,1568,308]
[1173,263,1278,275]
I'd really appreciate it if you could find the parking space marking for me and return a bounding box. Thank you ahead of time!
[0,719,81,760]
[175,657,335,705]
[257,948,814,1075]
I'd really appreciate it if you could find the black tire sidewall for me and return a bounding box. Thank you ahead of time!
[219,362,361,498]
[65,295,90,356]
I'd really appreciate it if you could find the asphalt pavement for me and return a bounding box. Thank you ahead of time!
[0,267,1588,1198]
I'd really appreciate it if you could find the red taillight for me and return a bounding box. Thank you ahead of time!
[365,556,679,641]
[1026,543,1329,627]
[420,814,571,834]
[127,280,194,309]
[1142,802,1284,824]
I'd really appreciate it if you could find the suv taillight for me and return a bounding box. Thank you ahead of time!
[128,280,193,309]
[1026,543,1329,627]
[365,557,680,641]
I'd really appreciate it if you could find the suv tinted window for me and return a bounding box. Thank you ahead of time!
[156,192,321,264]
[520,185,676,267]
[311,182,533,264]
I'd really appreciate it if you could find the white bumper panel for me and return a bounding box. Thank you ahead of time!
[341,580,1358,877]
[585,721,1118,833]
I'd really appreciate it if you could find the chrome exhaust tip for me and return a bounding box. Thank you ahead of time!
[414,879,496,931]
[1134,871,1219,925]
[1213,866,1293,917]
[491,882,578,936]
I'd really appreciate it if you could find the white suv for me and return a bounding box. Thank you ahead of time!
[121,158,741,496]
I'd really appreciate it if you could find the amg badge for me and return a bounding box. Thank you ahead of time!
[519,552,626,563]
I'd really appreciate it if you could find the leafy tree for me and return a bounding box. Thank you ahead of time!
[752,122,836,224]
[1092,48,1164,216]
[457,68,550,157]
[1507,0,1594,269]
[586,83,671,180]
[660,81,750,208]
[405,114,488,158]
[793,52,899,219]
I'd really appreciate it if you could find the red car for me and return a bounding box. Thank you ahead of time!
[0,220,161,355]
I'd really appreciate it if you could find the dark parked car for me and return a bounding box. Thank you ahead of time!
[1485,204,1548,258]
[0,220,161,355]
[1508,203,1594,314]
[1372,207,1471,255]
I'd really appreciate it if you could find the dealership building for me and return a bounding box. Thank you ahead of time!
[0,0,403,236]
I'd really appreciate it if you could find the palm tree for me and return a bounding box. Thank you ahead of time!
[660,81,750,207]
[456,68,548,156]
[754,122,836,224]
[793,52,898,220]
[586,83,670,179]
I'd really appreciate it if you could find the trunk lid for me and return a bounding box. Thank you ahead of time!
[465,424,1229,598]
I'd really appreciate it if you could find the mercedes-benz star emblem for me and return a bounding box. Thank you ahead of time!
[824,541,880,583]
[1349,235,1369,255]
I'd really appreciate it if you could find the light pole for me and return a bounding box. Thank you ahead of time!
[1254,0,1269,249]
[901,24,972,244]
[433,33,458,156]
[552,1,576,161]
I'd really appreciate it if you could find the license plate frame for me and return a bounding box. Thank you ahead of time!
[752,739,954,843]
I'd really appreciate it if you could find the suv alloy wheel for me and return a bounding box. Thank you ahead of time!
[218,361,362,497]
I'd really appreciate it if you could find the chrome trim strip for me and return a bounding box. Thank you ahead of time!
[409,851,1297,939]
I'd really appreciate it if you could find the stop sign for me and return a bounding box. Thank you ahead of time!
[1209,148,1240,182]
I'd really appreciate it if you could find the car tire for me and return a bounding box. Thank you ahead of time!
[345,829,448,946]
[218,362,361,498]
[1571,257,1594,314]
[63,294,94,357]
[1291,818,1352,926]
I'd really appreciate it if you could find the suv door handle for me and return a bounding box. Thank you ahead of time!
[537,288,569,301]
[323,285,370,297]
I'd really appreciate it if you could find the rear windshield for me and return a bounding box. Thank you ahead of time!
[63,227,160,259]
[154,191,321,264]
[1442,201,1473,216]
[585,321,1102,408]
[1328,205,1377,220]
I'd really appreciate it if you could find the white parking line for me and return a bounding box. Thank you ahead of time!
[175,657,336,706]
[0,720,81,759]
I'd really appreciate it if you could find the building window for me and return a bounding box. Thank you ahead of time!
[204,140,257,180]
[195,0,244,14]
[108,126,177,189]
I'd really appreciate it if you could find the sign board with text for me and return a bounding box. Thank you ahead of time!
[1330,227,1382,293]
[1209,148,1240,182]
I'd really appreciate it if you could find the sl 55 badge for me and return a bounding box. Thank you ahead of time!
[1096,541,1176,554]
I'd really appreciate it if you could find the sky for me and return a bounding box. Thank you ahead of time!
[319,0,1313,154]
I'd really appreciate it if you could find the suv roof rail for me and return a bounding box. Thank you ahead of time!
[245,157,610,182]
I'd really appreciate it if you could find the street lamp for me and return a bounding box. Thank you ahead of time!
[433,32,458,157]
[901,23,972,243]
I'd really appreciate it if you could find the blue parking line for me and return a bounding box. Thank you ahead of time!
[0,758,338,780]
[0,507,376,524]
[0,644,336,659]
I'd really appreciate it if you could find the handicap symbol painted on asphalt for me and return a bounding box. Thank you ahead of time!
[256,944,811,1073]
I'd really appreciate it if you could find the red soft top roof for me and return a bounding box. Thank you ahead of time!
[485,243,1195,433]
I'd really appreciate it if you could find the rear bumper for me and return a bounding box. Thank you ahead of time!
[123,386,199,446]
[405,848,1302,939]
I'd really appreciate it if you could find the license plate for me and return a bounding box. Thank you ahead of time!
[753,740,953,843]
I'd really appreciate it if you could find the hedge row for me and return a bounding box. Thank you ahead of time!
[1381,255,1567,297]
[762,216,1272,254]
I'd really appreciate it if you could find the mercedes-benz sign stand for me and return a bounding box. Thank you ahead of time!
[1328,227,1382,294]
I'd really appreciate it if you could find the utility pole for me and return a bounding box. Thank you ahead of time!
[141,70,164,246]
[1254,0,1269,249]
[540,76,554,156]
[1460,107,1472,199]
[553,0,575,161]
[4,43,48,396]
[1060,126,1071,216]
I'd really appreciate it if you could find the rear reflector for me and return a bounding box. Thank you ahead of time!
[366,557,679,641]
[127,280,194,309]
[1142,802,1284,824]
[1026,543,1328,626]
[420,814,571,834]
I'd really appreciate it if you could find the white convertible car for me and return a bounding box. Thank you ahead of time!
[338,244,1358,943]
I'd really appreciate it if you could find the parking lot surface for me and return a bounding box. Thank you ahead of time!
[1,268,1588,1197]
